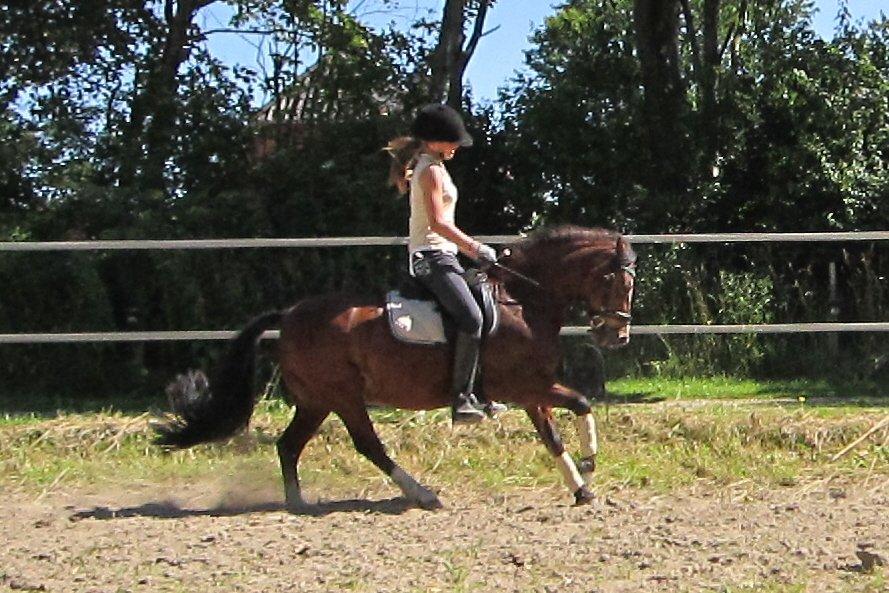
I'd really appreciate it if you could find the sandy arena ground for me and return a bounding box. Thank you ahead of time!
[1,476,886,593]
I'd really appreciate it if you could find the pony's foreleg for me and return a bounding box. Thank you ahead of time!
[337,407,443,510]
[538,383,598,483]
[574,413,599,482]
[526,406,594,505]
[277,407,329,509]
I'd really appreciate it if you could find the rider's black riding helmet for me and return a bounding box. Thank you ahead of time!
[411,104,474,148]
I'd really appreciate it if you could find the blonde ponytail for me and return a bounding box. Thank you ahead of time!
[383,136,422,195]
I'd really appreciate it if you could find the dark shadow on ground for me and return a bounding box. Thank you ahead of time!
[601,378,886,407]
[780,396,888,408]
[287,497,415,516]
[596,391,666,405]
[69,497,415,521]
[752,379,887,408]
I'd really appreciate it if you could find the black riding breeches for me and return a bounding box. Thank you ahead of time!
[410,250,483,339]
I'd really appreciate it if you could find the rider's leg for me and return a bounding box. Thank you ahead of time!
[465,274,507,417]
[451,331,484,423]
[412,251,485,424]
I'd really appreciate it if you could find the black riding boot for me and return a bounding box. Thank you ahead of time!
[473,373,508,418]
[451,331,486,424]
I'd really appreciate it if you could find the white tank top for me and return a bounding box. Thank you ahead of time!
[408,153,459,257]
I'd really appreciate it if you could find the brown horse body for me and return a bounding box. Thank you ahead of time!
[277,289,562,411]
[156,226,636,509]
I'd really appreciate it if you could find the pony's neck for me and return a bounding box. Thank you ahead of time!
[497,282,566,334]
[505,241,614,304]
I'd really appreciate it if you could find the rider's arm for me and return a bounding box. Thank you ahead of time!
[419,164,484,259]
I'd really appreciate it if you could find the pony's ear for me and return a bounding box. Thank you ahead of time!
[616,236,634,263]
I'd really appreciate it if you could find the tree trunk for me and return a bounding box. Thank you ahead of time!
[120,0,216,193]
[679,0,701,79]
[431,0,491,109]
[142,0,216,191]
[430,0,465,105]
[700,0,721,175]
[632,0,689,225]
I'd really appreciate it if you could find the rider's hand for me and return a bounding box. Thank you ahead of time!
[475,243,498,266]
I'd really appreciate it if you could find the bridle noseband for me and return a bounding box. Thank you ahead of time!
[589,263,636,328]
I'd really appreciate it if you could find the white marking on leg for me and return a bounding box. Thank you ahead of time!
[575,413,598,457]
[390,466,442,509]
[554,451,585,492]
[575,414,598,481]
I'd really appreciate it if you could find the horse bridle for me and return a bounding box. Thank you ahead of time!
[494,251,636,328]
[589,263,636,329]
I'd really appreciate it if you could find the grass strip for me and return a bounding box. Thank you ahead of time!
[1,396,886,501]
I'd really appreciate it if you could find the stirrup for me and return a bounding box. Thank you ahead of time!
[483,400,507,417]
[452,393,485,425]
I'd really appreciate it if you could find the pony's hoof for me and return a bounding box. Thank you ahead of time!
[285,500,306,512]
[415,493,444,510]
[284,489,308,512]
[391,467,443,509]
[286,500,319,515]
[578,455,596,476]
[573,486,595,506]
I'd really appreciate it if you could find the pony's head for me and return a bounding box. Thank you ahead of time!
[501,226,636,349]
[584,235,636,348]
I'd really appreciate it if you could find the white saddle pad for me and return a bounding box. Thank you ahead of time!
[386,291,447,345]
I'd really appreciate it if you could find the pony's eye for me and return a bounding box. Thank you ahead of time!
[603,273,615,281]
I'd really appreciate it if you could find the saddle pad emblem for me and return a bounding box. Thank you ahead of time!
[386,291,447,345]
[394,314,413,333]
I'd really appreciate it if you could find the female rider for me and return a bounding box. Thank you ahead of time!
[385,104,502,424]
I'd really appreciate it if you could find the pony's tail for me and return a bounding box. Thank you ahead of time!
[153,311,283,448]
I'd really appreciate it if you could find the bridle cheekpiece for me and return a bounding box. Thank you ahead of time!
[589,257,636,329]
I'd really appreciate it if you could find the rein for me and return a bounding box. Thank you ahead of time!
[492,251,636,321]
[491,262,541,289]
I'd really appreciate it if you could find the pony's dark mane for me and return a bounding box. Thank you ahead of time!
[508,225,634,267]
[518,225,619,248]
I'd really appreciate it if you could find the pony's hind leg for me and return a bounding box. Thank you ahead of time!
[277,406,329,510]
[336,406,443,510]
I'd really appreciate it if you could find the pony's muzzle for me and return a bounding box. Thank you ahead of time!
[589,327,630,349]
[602,333,629,349]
